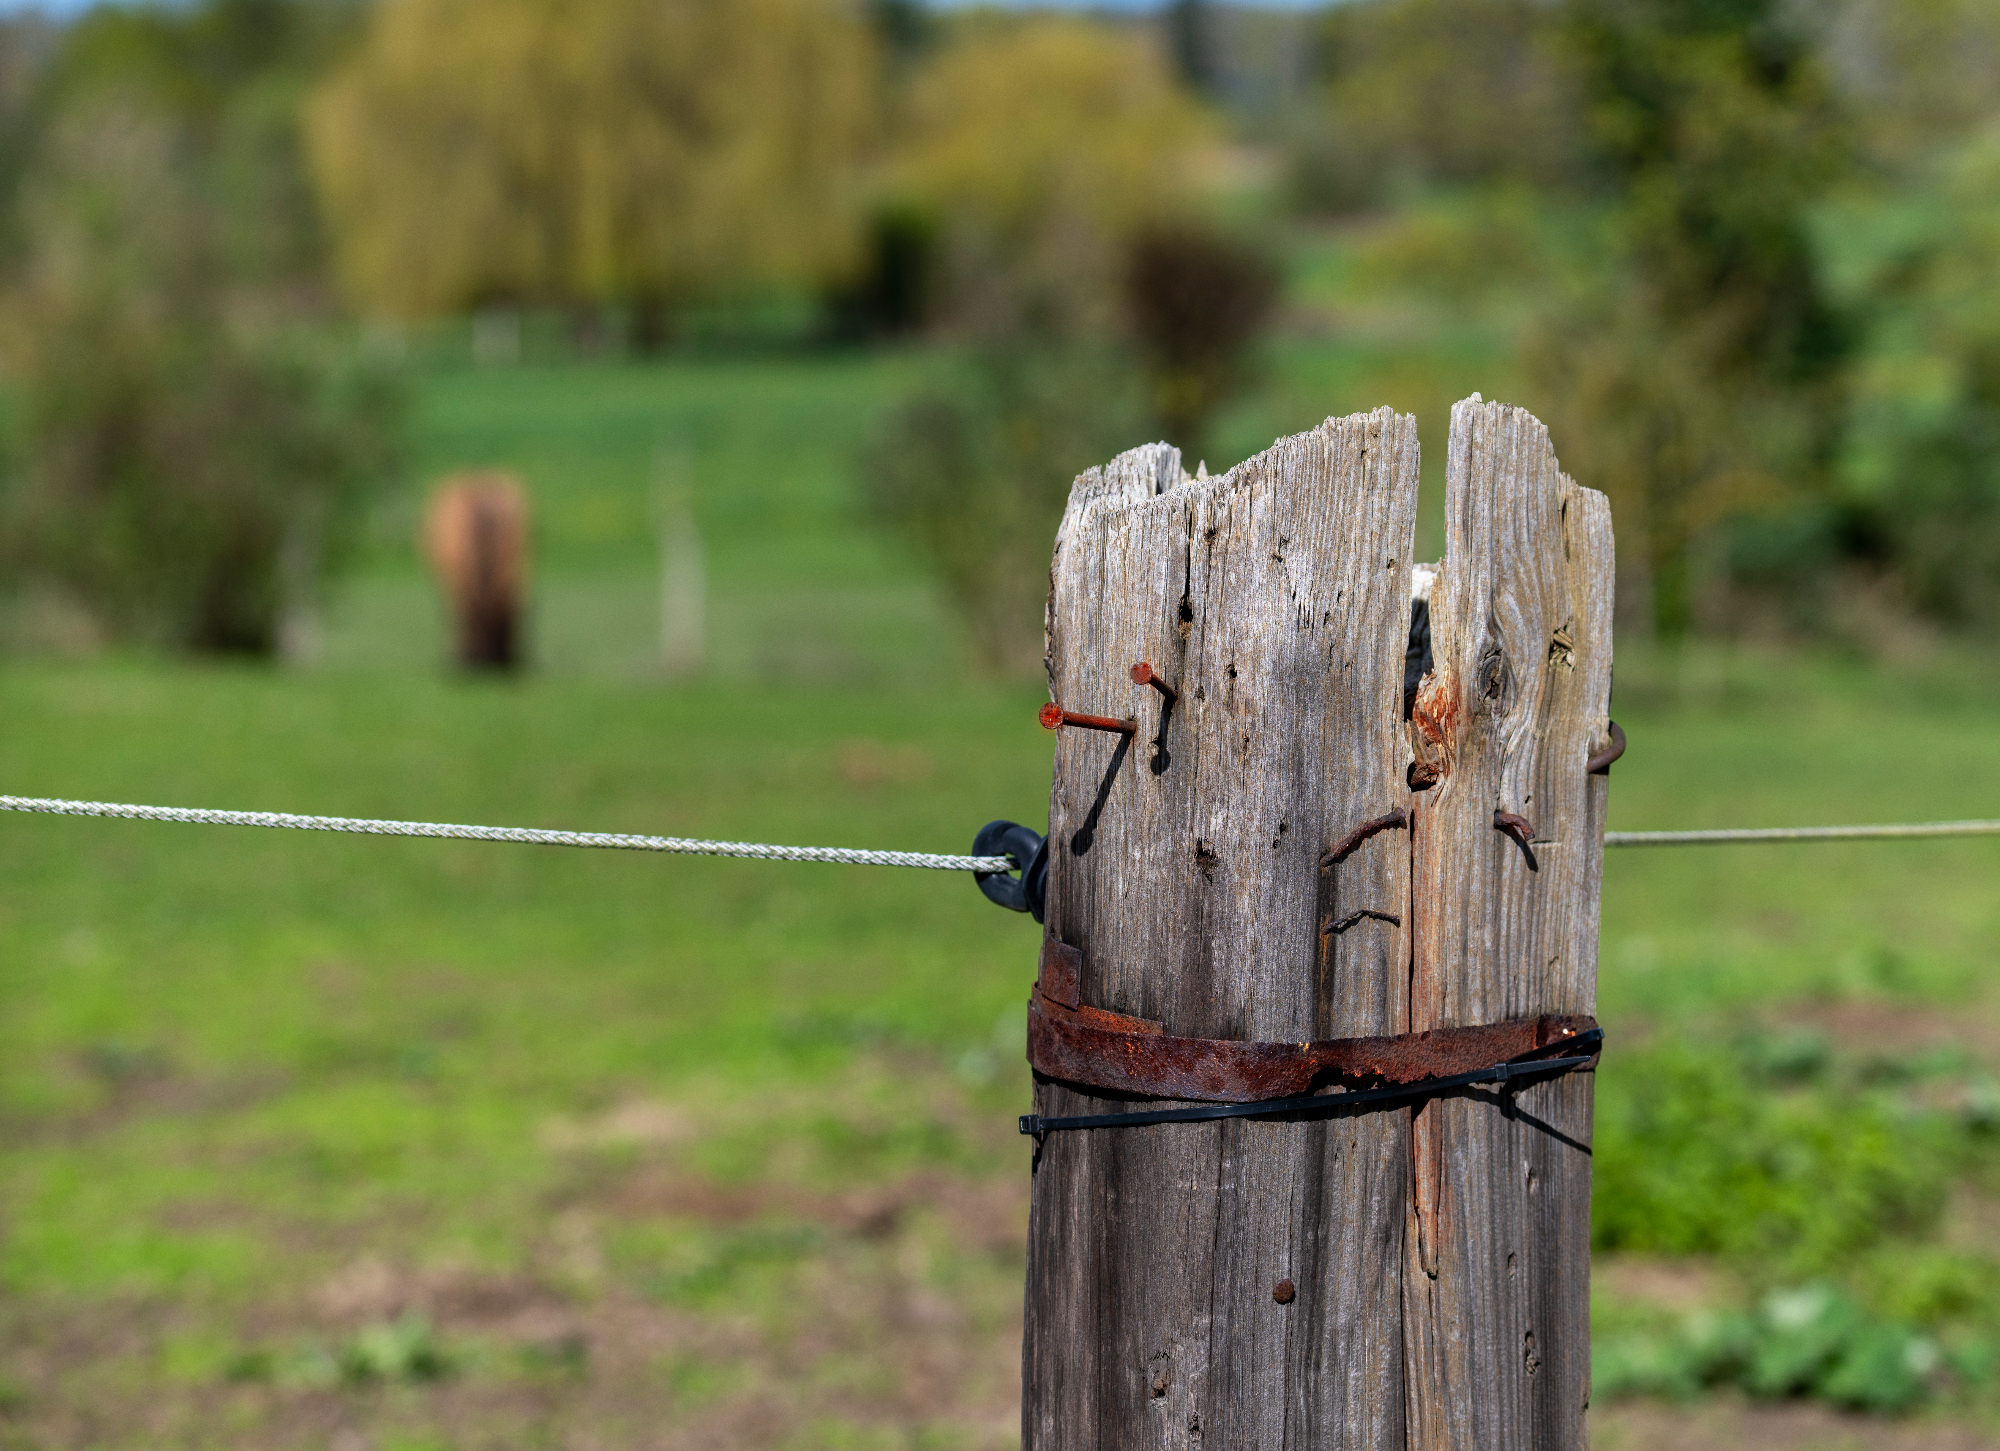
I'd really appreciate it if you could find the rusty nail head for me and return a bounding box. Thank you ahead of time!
[1273,1279,1296,1304]
[1131,662,1178,704]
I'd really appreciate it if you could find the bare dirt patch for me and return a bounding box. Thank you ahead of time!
[1780,998,2000,1068]
[0,1160,1030,1451]
[1596,1398,2000,1450]
[1595,1255,1725,1314]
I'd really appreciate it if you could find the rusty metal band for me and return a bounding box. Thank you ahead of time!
[1019,1036,1600,1135]
[1027,938,1599,1105]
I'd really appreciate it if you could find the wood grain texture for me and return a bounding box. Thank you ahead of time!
[1024,410,1421,1450]
[1022,399,1609,1449]
[1402,398,1613,1451]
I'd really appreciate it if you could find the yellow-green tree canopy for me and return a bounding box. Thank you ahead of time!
[893,17,1209,335]
[306,0,877,319]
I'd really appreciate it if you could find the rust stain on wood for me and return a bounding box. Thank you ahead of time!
[1400,397,1611,1451]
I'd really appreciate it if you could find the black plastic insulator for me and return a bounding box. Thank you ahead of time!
[973,820,1048,923]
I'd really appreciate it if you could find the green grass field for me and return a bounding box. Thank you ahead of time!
[4,337,2000,1448]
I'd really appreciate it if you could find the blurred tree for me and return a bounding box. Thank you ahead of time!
[1824,122,2000,625]
[1285,0,2000,640]
[867,0,935,72]
[1519,0,1852,637]
[1816,0,2000,173]
[0,95,397,654]
[865,17,1208,669]
[1167,0,1216,95]
[863,346,1145,672]
[31,0,360,288]
[307,0,877,338]
[823,201,939,341]
[1123,221,1278,466]
[1287,0,1582,215]
[0,17,59,263]
[893,16,1209,340]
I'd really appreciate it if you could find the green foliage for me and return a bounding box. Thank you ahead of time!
[1595,1284,1949,1413]
[0,0,398,656]
[1289,0,1580,215]
[858,20,1225,661]
[0,98,399,654]
[307,0,877,324]
[229,1316,453,1387]
[861,345,1145,671]
[1593,1032,1967,1278]
[822,201,941,342]
[1593,1020,2000,1412]
[341,1315,453,1383]
[28,0,360,287]
[1521,0,1853,637]
[891,16,1210,340]
[1122,221,1279,465]
[1284,0,2000,641]
[1819,124,2000,624]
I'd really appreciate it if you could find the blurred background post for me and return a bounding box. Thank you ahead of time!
[652,442,704,678]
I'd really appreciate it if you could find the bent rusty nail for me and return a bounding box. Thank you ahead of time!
[1586,720,1626,775]
[1040,703,1137,736]
[1130,662,1179,705]
[1493,811,1535,845]
[1320,808,1409,869]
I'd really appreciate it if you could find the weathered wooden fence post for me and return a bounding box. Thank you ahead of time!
[1024,397,1613,1449]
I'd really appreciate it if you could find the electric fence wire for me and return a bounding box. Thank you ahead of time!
[0,794,1015,872]
[3,793,1998,868]
[1604,821,2000,846]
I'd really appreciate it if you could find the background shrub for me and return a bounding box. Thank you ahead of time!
[862,345,1145,673]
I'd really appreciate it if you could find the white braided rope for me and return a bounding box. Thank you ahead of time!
[1607,820,2000,847]
[0,794,1016,872]
[7,792,1996,865]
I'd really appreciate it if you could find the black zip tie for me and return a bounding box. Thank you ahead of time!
[1019,1028,1602,1136]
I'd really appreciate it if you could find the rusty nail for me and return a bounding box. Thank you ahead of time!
[1272,1279,1296,1304]
[1040,703,1137,736]
[1493,811,1535,845]
[1408,760,1441,790]
[1320,808,1409,870]
[1130,661,1179,705]
[1586,720,1626,775]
